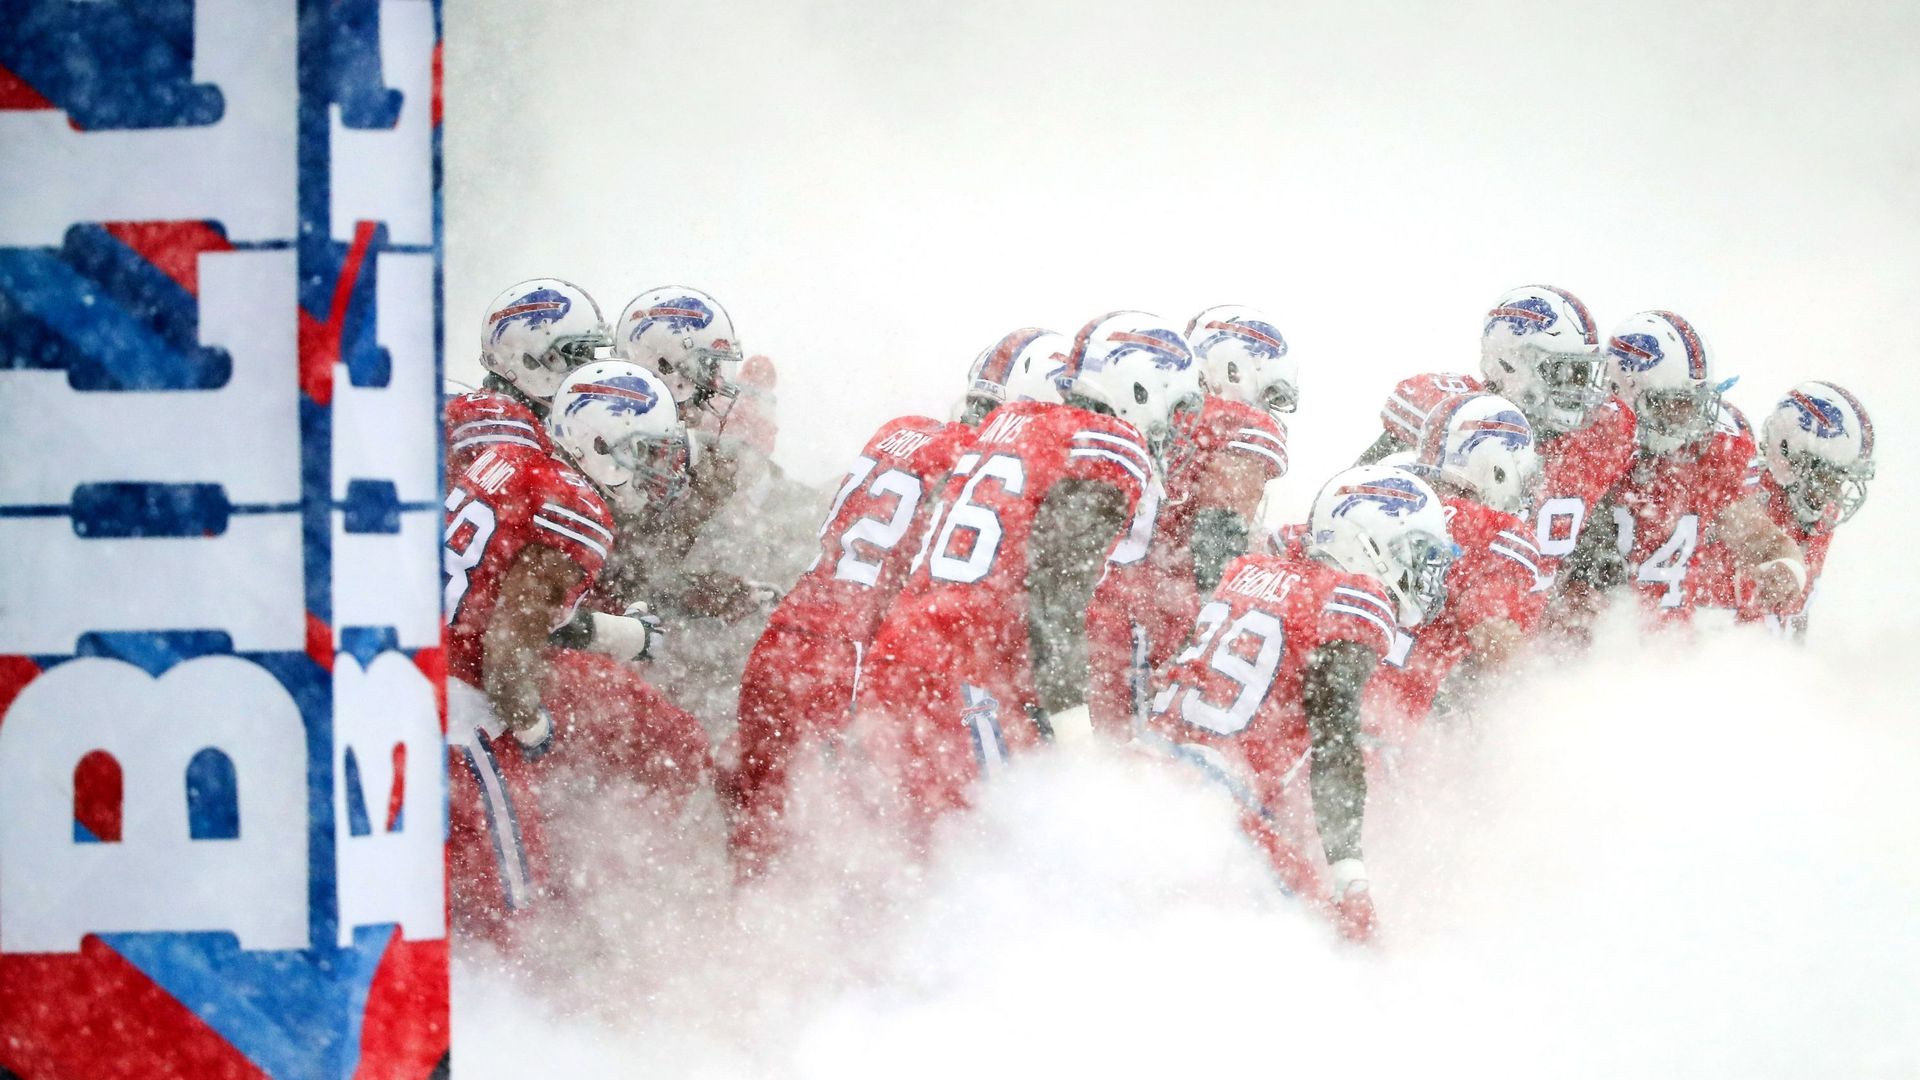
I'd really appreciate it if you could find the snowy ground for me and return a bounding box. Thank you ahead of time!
[444,1,1920,1074]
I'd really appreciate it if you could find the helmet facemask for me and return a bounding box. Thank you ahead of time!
[1783,450,1872,531]
[1635,383,1720,456]
[593,428,696,515]
[1386,529,1456,626]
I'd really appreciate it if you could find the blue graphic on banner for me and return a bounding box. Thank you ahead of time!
[0,1,449,1077]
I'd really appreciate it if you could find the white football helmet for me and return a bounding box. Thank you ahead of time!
[1760,381,1875,531]
[1307,465,1457,627]
[612,286,744,421]
[1064,311,1199,455]
[548,362,697,516]
[1478,285,1605,436]
[1408,392,1540,516]
[479,278,612,403]
[960,327,1069,425]
[1605,309,1723,456]
[1186,304,1298,419]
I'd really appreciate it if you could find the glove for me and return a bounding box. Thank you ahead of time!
[1329,857,1377,944]
[745,579,785,608]
[586,603,666,662]
[1044,703,1094,747]
[510,706,554,757]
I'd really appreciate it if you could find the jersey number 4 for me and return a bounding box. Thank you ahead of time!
[1613,509,1700,608]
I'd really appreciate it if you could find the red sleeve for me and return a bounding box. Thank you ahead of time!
[1458,528,1550,633]
[1699,428,1760,525]
[1217,404,1290,481]
[1315,576,1399,656]
[446,391,547,454]
[1062,413,1150,508]
[527,465,614,583]
[1381,373,1483,443]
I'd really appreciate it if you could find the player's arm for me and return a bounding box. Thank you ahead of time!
[1712,494,1806,609]
[1305,637,1382,940]
[1302,639,1379,866]
[1028,477,1131,733]
[482,543,584,734]
[1354,430,1409,466]
[1188,449,1271,593]
[1564,490,1628,591]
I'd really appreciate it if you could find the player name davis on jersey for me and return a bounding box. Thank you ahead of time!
[978,410,1034,445]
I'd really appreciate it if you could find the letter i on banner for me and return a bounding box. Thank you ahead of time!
[0,3,449,1078]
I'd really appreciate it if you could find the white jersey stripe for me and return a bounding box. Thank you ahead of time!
[1324,603,1396,646]
[1332,585,1396,620]
[451,434,543,453]
[1227,440,1288,471]
[1496,529,1541,555]
[1072,431,1153,469]
[534,517,610,560]
[1490,542,1542,577]
[540,501,613,541]
[1068,447,1147,484]
[1234,427,1287,448]
[452,417,537,436]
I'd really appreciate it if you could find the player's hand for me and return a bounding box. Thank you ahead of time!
[511,706,554,756]
[744,579,785,610]
[588,605,666,662]
[1748,556,1807,611]
[1329,857,1377,944]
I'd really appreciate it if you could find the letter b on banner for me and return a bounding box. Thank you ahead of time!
[0,3,448,1077]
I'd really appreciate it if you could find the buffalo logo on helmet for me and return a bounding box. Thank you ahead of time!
[1607,332,1665,373]
[1485,296,1560,339]
[1456,410,1532,459]
[1332,476,1429,519]
[1100,327,1192,371]
[628,295,716,343]
[488,288,573,344]
[1785,391,1848,440]
[564,377,661,418]
[1195,318,1288,361]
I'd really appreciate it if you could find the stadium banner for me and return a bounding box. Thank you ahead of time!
[0,2,450,1077]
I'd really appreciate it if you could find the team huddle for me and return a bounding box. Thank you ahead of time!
[442,280,1878,945]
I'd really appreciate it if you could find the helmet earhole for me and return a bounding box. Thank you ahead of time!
[1228,361,1240,382]
[1134,383,1148,405]
[594,436,609,455]
[1494,466,1506,482]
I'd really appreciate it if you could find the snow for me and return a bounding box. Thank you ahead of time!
[444,1,1920,1074]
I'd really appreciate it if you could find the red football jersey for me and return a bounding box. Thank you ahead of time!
[1365,497,1548,729]
[1693,470,1831,636]
[1088,397,1290,730]
[766,415,973,645]
[1145,555,1397,893]
[443,441,613,688]
[1609,403,1760,619]
[445,389,550,472]
[1526,396,1638,577]
[1381,372,1484,444]
[851,403,1149,825]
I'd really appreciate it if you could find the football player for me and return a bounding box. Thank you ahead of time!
[1147,465,1456,942]
[1365,393,1548,737]
[1696,381,1874,637]
[1354,286,1635,591]
[1086,305,1293,734]
[724,328,1065,872]
[446,277,611,469]
[443,361,702,937]
[1593,312,1803,626]
[599,285,777,623]
[853,312,1190,826]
